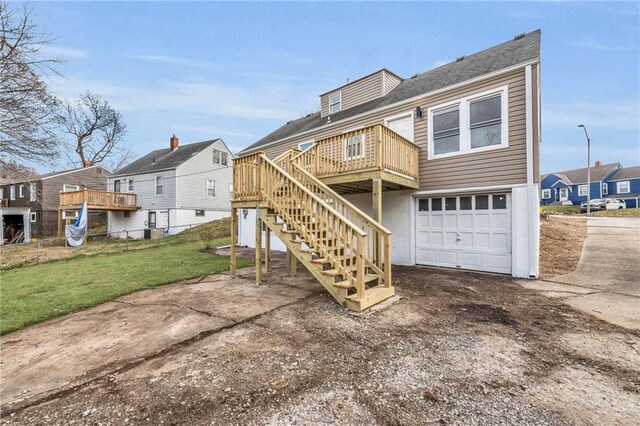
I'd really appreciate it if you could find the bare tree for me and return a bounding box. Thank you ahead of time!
[56,91,129,169]
[0,2,61,168]
[0,159,38,181]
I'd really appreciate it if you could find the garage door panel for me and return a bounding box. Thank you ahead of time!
[415,193,511,274]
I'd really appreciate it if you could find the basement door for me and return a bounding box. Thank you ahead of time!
[415,193,511,274]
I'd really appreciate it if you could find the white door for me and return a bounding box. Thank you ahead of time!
[415,193,511,274]
[559,187,568,201]
[385,113,414,142]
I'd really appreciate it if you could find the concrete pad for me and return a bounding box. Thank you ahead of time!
[0,256,321,407]
[565,292,640,330]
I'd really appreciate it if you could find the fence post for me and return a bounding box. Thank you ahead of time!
[36,240,40,264]
[126,231,129,251]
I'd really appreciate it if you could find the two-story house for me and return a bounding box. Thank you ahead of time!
[230,30,542,311]
[605,166,640,208]
[0,165,112,240]
[540,162,622,206]
[107,135,234,238]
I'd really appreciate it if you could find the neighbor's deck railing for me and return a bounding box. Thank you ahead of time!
[0,199,8,208]
[59,189,137,210]
[290,123,419,181]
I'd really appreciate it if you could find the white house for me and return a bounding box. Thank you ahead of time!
[107,135,234,238]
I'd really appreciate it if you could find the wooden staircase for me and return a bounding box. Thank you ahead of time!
[232,150,394,312]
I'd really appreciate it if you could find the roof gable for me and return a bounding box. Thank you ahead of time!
[240,30,541,154]
[608,165,640,181]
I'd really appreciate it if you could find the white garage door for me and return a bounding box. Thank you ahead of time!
[415,193,511,274]
[385,113,414,142]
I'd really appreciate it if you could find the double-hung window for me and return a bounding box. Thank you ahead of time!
[578,185,588,197]
[206,179,216,198]
[10,185,15,200]
[19,184,24,198]
[213,150,221,165]
[541,189,551,199]
[155,176,164,195]
[30,182,36,201]
[429,86,508,159]
[602,183,608,195]
[128,179,134,192]
[221,152,228,166]
[329,92,341,114]
[344,134,364,159]
[618,181,630,194]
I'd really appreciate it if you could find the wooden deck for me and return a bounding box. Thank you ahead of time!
[290,123,420,193]
[59,189,137,211]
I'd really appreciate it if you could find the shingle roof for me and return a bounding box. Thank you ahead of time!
[544,163,622,185]
[241,30,541,154]
[608,165,640,181]
[114,139,219,176]
[4,165,110,184]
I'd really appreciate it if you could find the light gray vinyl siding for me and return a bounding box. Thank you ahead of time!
[261,66,534,191]
[175,139,233,212]
[321,71,385,117]
[382,70,402,95]
[109,170,176,210]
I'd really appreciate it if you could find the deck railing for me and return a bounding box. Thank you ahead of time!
[290,123,419,181]
[59,189,137,210]
[0,199,8,208]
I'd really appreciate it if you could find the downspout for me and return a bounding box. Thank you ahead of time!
[525,64,539,278]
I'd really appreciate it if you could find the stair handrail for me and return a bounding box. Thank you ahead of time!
[259,154,368,298]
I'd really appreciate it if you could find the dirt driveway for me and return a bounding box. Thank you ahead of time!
[2,249,639,425]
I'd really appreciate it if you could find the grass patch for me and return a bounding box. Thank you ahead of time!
[591,208,640,217]
[541,205,581,214]
[0,242,250,335]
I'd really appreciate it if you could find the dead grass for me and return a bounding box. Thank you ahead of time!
[591,208,640,217]
[539,216,588,279]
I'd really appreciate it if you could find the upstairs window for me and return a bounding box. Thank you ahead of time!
[19,184,24,198]
[155,176,164,195]
[213,150,221,165]
[329,92,341,114]
[429,86,508,159]
[617,181,630,194]
[10,185,15,200]
[114,180,121,192]
[221,152,228,166]
[63,184,79,192]
[344,134,364,159]
[128,179,134,192]
[30,182,36,201]
[206,179,216,198]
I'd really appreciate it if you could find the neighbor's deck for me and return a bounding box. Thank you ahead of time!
[59,189,137,211]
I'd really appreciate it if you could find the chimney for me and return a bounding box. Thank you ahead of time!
[82,160,92,168]
[595,160,602,167]
[170,134,179,151]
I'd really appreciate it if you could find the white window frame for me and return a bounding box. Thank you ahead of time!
[229,183,233,200]
[155,176,164,196]
[62,210,79,220]
[30,182,36,201]
[617,181,630,194]
[578,185,588,197]
[213,149,221,165]
[298,140,315,152]
[128,179,134,192]
[10,185,15,200]
[0,187,3,199]
[559,187,569,200]
[30,212,37,223]
[329,92,341,114]
[206,179,216,198]
[602,182,608,196]
[344,134,365,160]
[541,189,551,199]
[19,184,24,198]
[384,111,415,142]
[221,152,228,167]
[195,209,205,217]
[428,85,509,160]
[63,184,79,192]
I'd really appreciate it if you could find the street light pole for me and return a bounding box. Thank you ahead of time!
[578,124,591,215]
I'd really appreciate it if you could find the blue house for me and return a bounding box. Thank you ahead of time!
[540,162,622,205]
[604,165,640,208]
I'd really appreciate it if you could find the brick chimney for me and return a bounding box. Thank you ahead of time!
[82,160,92,168]
[595,160,602,167]
[170,134,179,151]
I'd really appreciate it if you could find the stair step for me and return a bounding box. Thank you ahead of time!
[333,274,380,289]
[322,265,358,277]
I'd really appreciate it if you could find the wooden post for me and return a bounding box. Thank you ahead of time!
[376,124,383,170]
[230,207,237,278]
[287,248,297,276]
[356,234,365,300]
[255,215,262,285]
[57,208,62,237]
[372,177,382,265]
[265,224,271,271]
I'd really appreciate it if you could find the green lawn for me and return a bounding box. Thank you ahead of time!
[0,242,250,335]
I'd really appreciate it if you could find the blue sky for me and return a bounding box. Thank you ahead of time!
[32,1,639,173]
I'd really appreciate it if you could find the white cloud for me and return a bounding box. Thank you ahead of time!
[129,54,220,69]
[543,100,639,130]
[40,45,87,59]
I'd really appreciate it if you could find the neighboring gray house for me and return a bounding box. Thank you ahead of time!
[107,135,234,238]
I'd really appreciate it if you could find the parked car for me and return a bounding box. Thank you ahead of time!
[580,198,625,212]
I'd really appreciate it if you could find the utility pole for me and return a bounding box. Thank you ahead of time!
[578,124,591,215]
